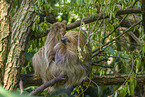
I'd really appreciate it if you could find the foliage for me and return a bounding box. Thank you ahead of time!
[17,0,145,96]
[0,86,33,97]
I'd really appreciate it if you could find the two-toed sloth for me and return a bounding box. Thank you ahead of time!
[32,22,92,86]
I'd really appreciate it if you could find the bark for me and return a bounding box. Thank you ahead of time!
[0,0,10,85]
[21,74,145,87]
[116,8,141,15]
[20,74,42,87]
[142,0,145,31]
[1,0,36,90]
[90,74,145,86]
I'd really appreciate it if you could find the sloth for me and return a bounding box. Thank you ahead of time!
[32,22,92,86]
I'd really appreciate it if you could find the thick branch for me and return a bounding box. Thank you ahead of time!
[66,13,106,30]
[31,8,141,40]
[30,31,48,40]
[84,74,145,86]
[66,8,141,30]
[29,76,66,96]
[117,8,141,15]
[142,0,145,31]
[39,13,57,24]
[20,74,42,87]
[21,74,145,87]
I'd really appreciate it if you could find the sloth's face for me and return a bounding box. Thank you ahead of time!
[61,36,70,45]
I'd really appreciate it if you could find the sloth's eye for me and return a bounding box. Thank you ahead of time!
[61,36,70,45]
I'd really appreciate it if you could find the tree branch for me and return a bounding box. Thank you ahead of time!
[20,74,42,87]
[84,74,145,86]
[92,20,142,57]
[117,8,141,15]
[91,63,113,68]
[141,0,145,32]
[31,8,141,40]
[30,31,48,40]
[29,76,66,96]
[21,74,145,88]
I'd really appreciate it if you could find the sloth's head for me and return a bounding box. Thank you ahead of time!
[54,31,91,64]
[54,31,87,55]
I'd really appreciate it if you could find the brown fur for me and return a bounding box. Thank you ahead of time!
[32,22,92,86]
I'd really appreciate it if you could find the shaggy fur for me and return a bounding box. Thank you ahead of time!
[32,22,92,86]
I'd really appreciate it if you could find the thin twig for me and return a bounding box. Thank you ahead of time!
[98,54,129,59]
[92,63,113,68]
[19,78,24,94]
[87,77,100,95]
[101,15,128,43]
[78,80,91,96]
[94,0,140,54]
[110,52,134,96]
[101,0,139,43]
[92,20,142,57]
[92,57,108,63]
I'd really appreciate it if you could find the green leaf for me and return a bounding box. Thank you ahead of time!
[109,47,115,54]
[128,74,136,95]
[0,86,32,97]
[25,52,33,61]
[136,58,141,73]
[25,23,29,27]
[114,91,118,97]
[32,23,35,31]
[118,86,127,97]
[143,44,145,53]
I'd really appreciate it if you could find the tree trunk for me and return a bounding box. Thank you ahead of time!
[0,0,36,90]
[0,0,10,85]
